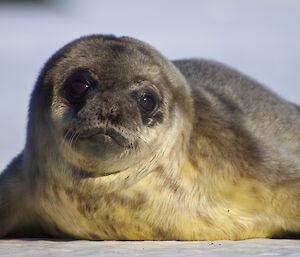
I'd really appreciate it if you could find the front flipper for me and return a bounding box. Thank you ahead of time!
[0,153,45,238]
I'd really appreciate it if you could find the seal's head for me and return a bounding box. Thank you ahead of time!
[27,35,192,175]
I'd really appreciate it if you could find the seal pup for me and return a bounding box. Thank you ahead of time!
[0,35,300,240]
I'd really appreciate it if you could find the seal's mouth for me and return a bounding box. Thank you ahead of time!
[65,127,128,147]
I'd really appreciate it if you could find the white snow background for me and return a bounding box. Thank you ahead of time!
[0,0,300,256]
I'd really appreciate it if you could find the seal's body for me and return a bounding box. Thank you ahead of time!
[1,35,300,240]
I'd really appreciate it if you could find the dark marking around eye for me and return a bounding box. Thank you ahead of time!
[61,70,97,111]
[142,111,164,128]
[68,81,90,99]
[130,88,163,127]
[138,94,155,112]
[153,111,164,124]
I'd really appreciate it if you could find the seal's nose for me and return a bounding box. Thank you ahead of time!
[97,97,122,126]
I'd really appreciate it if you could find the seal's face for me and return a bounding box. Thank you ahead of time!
[33,36,191,174]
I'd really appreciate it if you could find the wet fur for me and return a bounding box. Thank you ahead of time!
[0,35,300,240]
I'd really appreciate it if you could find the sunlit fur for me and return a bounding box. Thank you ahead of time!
[0,35,300,240]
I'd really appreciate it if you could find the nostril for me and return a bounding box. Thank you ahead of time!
[108,105,119,116]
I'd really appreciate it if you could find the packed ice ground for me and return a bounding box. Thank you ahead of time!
[0,0,300,256]
[1,239,300,257]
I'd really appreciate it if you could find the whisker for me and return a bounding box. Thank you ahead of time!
[69,128,81,148]
[61,127,72,148]
[135,131,153,154]
[72,128,82,149]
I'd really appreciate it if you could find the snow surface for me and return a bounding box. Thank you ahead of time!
[1,239,300,257]
[0,1,300,255]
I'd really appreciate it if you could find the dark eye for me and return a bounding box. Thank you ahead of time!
[68,80,90,99]
[138,94,156,112]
